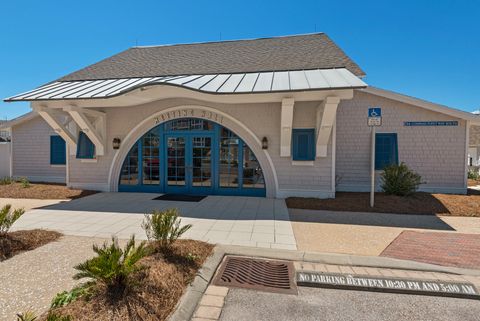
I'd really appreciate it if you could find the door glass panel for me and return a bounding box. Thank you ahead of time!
[119,143,138,185]
[192,137,212,187]
[165,119,213,131]
[142,130,160,185]
[167,137,186,186]
[242,145,265,189]
[219,128,239,188]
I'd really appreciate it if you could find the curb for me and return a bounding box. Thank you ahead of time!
[168,245,480,321]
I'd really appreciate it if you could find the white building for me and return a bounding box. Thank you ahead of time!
[2,33,478,197]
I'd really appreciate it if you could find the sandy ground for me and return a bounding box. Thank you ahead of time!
[0,235,107,320]
[290,208,480,256]
[0,198,67,212]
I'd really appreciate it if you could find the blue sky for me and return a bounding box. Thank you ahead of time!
[0,0,478,120]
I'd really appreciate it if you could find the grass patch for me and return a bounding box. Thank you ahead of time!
[0,229,62,261]
[0,182,97,200]
[42,239,213,321]
[286,191,480,217]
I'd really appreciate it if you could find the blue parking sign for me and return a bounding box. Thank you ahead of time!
[368,107,382,126]
[368,107,382,118]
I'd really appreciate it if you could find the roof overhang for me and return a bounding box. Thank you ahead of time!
[4,68,366,103]
[362,86,480,124]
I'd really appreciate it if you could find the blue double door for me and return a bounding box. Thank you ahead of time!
[165,133,214,195]
[119,118,266,196]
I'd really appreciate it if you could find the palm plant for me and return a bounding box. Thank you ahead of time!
[16,311,37,321]
[0,204,25,236]
[73,235,149,296]
[142,208,192,249]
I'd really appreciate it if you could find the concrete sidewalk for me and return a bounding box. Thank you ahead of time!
[11,193,297,250]
[0,198,66,212]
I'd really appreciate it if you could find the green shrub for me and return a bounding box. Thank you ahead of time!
[73,235,148,296]
[16,311,37,321]
[20,177,30,188]
[468,169,480,180]
[142,208,192,249]
[46,312,72,321]
[16,311,71,321]
[0,204,25,235]
[381,162,423,196]
[185,252,199,263]
[0,176,14,185]
[51,283,92,308]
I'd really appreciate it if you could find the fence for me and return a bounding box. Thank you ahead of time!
[0,143,11,177]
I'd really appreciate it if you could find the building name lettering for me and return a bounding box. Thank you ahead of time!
[404,121,458,127]
[154,109,224,125]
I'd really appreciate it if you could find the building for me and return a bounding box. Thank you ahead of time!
[0,120,10,142]
[2,33,478,197]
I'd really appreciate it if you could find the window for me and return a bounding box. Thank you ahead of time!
[119,142,139,185]
[76,131,95,159]
[50,136,66,165]
[219,128,239,188]
[375,133,398,170]
[292,129,315,161]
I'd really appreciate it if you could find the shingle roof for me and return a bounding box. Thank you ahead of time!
[58,33,365,81]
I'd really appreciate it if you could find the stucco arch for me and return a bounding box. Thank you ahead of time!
[108,105,278,197]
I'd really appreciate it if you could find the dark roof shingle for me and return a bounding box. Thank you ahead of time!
[58,33,365,81]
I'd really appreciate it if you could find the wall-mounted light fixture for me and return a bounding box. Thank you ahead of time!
[262,137,268,150]
[112,137,121,150]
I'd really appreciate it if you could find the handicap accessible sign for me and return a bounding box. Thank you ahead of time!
[368,107,382,126]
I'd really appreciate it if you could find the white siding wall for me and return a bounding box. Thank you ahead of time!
[67,98,333,196]
[336,90,467,194]
[0,143,10,177]
[12,116,66,183]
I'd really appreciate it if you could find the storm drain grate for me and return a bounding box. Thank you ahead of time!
[213,256,297,294]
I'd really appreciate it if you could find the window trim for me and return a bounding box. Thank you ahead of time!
[292,128,316,161]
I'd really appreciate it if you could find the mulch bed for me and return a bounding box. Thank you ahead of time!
[45,240,214,321]
[380,231,480,269]
[0,182,97,200]
[286,191,480,217]
[0,229,62,261]
[468,179,480,187]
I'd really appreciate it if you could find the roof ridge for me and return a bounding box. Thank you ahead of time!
[131,32,326,49]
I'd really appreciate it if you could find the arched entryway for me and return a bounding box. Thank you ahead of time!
[118,117,266,196]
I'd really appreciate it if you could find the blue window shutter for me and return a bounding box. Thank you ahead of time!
[375,133,398,170]
[50,136,66,165]
[292,129,315,161]
[76,131,95,159]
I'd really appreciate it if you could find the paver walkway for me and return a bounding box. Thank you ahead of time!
[12,193,297,250]
[381,231,480,269]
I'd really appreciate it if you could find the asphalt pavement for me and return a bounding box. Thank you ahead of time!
[219,287,480,321]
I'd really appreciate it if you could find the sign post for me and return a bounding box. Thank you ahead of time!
[368,107,382,207]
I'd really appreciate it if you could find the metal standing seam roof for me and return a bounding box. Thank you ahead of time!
[4,68,367,102]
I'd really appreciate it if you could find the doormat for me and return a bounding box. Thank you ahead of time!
[153,194,207,202]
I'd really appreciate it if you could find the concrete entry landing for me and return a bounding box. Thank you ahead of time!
[11,193,296,250]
